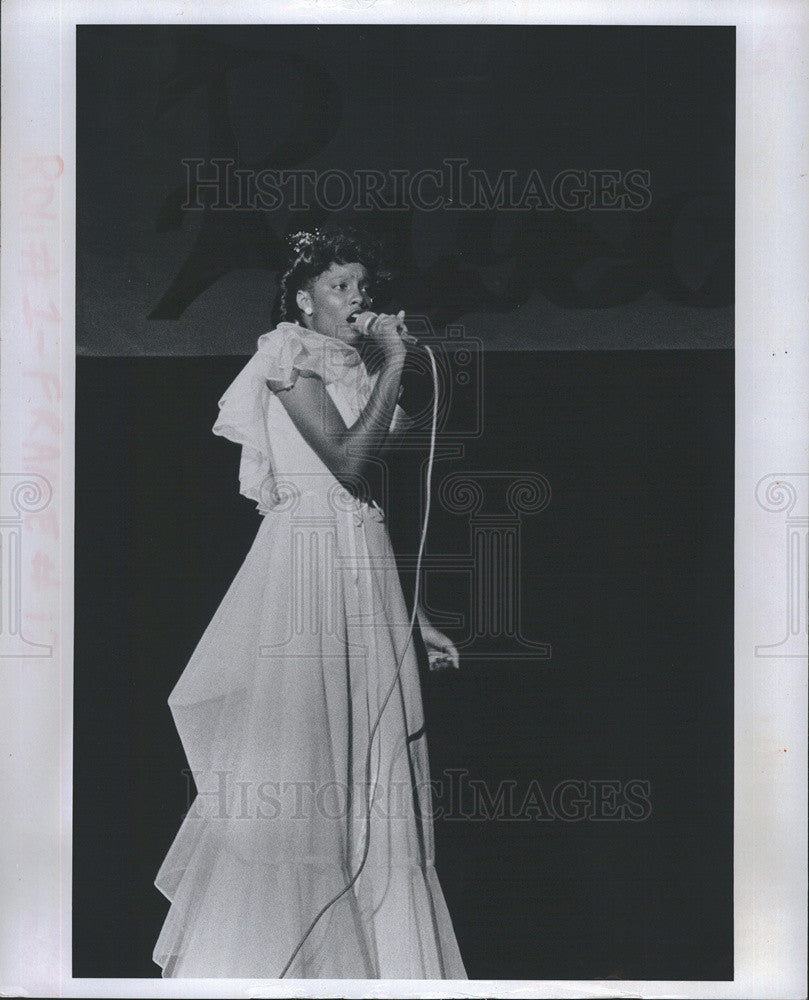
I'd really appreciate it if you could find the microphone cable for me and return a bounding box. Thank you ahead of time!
[278,342,440,978]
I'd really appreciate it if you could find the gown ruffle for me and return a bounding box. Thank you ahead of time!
[153,323,467,979]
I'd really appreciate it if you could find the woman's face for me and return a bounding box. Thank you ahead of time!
[296,261,372,345]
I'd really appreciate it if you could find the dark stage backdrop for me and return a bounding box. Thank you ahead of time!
[73,21,734,983]
[76,24,733,355]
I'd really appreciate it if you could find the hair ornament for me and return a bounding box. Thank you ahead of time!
[287,229,323,256]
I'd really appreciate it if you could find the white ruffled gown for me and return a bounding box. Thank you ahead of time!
[152,322,467,979]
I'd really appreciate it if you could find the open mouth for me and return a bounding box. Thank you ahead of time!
[346,311,360,326]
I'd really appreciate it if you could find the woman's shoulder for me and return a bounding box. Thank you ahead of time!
[256,322,343,359]
[256,321,306,355]
[256,322,364,392]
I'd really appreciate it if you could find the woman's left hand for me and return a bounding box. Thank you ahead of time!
[417,609,459,671]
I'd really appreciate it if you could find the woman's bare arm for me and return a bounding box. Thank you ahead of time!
[273,349,406,493]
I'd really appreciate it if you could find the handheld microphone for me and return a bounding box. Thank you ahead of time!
[351,310,419,346]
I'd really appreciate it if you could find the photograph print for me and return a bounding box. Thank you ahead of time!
[73,23,734,981]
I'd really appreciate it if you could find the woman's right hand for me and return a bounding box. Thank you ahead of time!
[364,310,408,359]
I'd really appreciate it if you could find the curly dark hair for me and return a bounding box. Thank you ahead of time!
[271,226,393,326]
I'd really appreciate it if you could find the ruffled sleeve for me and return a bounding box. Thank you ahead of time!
[212,325,318,515]
[257,325,320,393]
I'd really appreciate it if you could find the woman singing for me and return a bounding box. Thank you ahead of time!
[153,227,467,979]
